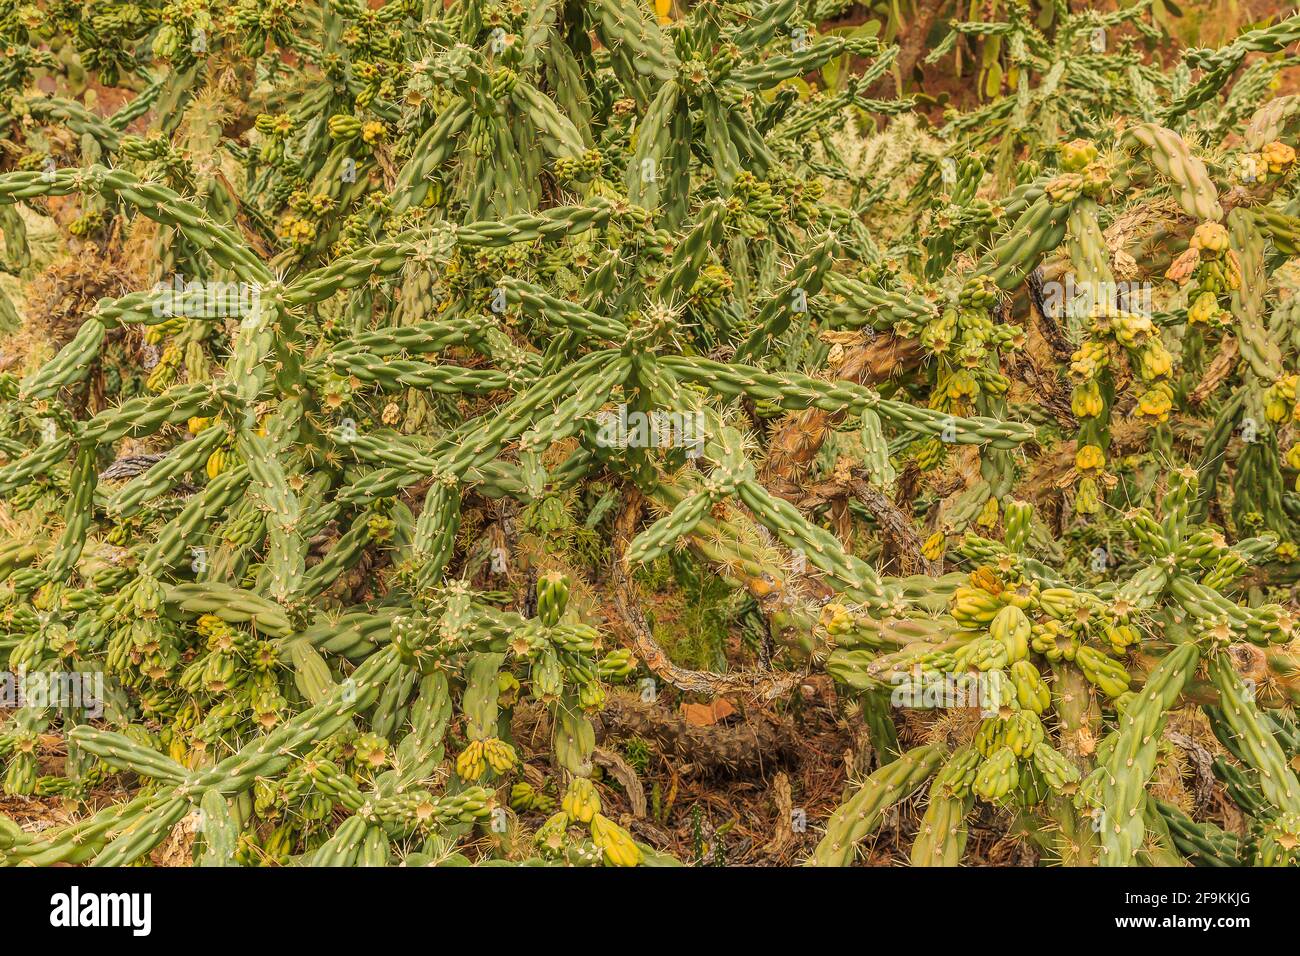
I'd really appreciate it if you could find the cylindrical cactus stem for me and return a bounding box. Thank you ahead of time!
[1154,799,1241,867]
[1122,124,1224,222]
[1098,643,1201,866]
[910,791,972,867]
[811,744,942,866]
[196,790,239,867]
[1207,651,1300,815]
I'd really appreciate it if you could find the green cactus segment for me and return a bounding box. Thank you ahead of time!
[737,478,888,603]
[1123,124,1224,222]
[911,791,973,867]
[1167,14,1300,120]
[812,744,943,866]
[54,646,405,865]
[19,319,107,401]
[1096,643,1201,866]
[1228,207,1284,381]
[1208,653,1300,815]
[1154,799,1241,867]
[976,194,1072,291]
[660,357,1033,447]
[463,653,505,744]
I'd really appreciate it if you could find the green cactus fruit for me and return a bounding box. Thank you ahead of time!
[973,746,1019,802]
[537,572,569,628]
[1032,743,1081,793]
[1009,660,1051,714]
[990,605,1031,663]
[933,746,981,799]
[1003,710,1045,758]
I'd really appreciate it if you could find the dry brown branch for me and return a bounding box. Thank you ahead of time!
[762,333,922,497]
[607,494,804,703]
[1165,731,1222,817]
[757,771,797,861]
[1026,267,1073,362]
[1190,336,1239,405]
[849,475,942,576]
[592,692,803,777]
[593,746,647,817]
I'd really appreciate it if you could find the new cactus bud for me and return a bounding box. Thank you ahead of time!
[951,586,1003,628]
[536,572,569,628]
[990,605,1031,662]
[1191,221,1230,253]
[973,746,1019,801]
[1075,645,1131,698]
[562,776,601,824]
[974,718,1008,758]
[1060,139,1099,172]
[1010,660,1051,714]
[590,813,642,867]
[535,811,571,854]
[1031,743,1081,792]
[933,747,981,799]
[1003,710,1044,757]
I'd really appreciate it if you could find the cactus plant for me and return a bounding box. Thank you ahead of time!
[0,0,1299,871]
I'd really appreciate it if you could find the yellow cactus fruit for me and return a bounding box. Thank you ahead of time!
[1075,444,1105,472]
[1262,140,1296,174]
[1072,380,1104,418]
[921,531,946,562]
[561,776,601,823]
[1190,221,1229,254]
[590,813,642,867]
[1059,139,1098,173]
[1136,384,1173,422]
[205,448,228,480]
[1188,290,1218,325]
